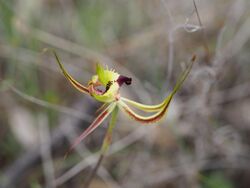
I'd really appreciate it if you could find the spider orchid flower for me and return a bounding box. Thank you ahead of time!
[53,52,195,154]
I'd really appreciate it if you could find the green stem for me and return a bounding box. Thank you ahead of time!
[101,106,119,153]
[84,105,118,188]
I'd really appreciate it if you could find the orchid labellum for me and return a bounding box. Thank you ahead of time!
[53,52,195,155]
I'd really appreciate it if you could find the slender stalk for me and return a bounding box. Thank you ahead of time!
[84,105,119,188]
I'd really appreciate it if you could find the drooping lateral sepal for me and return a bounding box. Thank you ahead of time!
[65,102,116,157]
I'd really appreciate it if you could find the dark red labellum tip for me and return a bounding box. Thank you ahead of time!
[117,75,132,86]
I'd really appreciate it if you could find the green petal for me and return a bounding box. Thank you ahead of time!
[118,95,172,123]
[120,97,165,112]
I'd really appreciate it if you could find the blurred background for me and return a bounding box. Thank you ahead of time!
[1,0,250,187]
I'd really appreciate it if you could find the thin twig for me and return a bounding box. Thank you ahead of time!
[193,0,210,63]
[160,0,175,87]
[9,86,93,122]
[38,114,55,188]
[60,120,122,188]
[1,96,95,188]
[54,126,151,186]
[84,154,105,188]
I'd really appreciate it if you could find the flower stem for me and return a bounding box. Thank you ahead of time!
[84,105,118,188]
